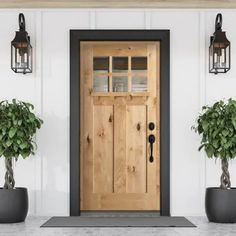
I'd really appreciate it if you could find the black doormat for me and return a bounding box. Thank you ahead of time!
[41,216,196,227]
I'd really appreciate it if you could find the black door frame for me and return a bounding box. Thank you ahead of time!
[70,30,170,216]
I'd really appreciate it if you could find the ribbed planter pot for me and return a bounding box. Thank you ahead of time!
[205,187,236,223]
[0,188,28,223]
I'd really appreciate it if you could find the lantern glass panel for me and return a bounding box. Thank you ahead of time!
[11,43,32,74]
[209,43,230,74]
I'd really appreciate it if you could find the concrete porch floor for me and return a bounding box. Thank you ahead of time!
[0,217,236,236]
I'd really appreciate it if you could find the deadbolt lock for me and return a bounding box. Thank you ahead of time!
[148,122,155,131]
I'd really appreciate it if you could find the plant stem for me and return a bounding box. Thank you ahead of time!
[220,159,231,189]
[3,158,15,189]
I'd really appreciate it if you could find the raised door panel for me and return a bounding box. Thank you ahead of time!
[93,105,114,193]
[126,105,147,193]
[114,102,127,193]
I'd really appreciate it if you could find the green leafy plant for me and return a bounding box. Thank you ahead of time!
[0,99,43,189]
[193,99,236,189]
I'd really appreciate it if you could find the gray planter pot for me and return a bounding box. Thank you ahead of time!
[0,188,28,223]
[205,187,236,223]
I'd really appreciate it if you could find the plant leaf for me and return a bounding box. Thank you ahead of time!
[6,140,13,147]
[19,142,28,150]
[9,127,17,138]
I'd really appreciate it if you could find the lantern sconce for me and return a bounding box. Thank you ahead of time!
[11,13,32,74]
[209,13,231,74]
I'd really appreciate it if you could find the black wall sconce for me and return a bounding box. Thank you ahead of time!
[11,13,32,74]
[209,13,230,74]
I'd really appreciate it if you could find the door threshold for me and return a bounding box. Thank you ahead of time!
[80,211,160,217]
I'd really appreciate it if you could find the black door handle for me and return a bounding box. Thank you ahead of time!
[148,134,155,163]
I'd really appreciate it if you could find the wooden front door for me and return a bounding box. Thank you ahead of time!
[80,41,160,211]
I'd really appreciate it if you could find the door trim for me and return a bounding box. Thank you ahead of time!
[70,30,170,216]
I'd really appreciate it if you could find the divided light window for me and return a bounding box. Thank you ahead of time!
[93,56,148,93]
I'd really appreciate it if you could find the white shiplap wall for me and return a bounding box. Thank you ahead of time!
[0,8,235,216]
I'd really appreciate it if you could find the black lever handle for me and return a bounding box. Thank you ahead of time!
[148,134,155,163]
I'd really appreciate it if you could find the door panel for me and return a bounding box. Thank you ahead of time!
[126,105,147,194]
[93,105,113,193]
[114,102,126,193]
[80,41,160,210]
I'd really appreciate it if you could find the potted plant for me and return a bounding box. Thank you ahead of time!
[193,98,236,223]
[0,99,43,223]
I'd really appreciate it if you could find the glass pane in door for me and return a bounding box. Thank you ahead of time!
[112,76,128,92]
[132,76,147,92]
[93,57,109,72]
[113,57,128,72]
[93,76,109,92]
[131,57,147,72]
